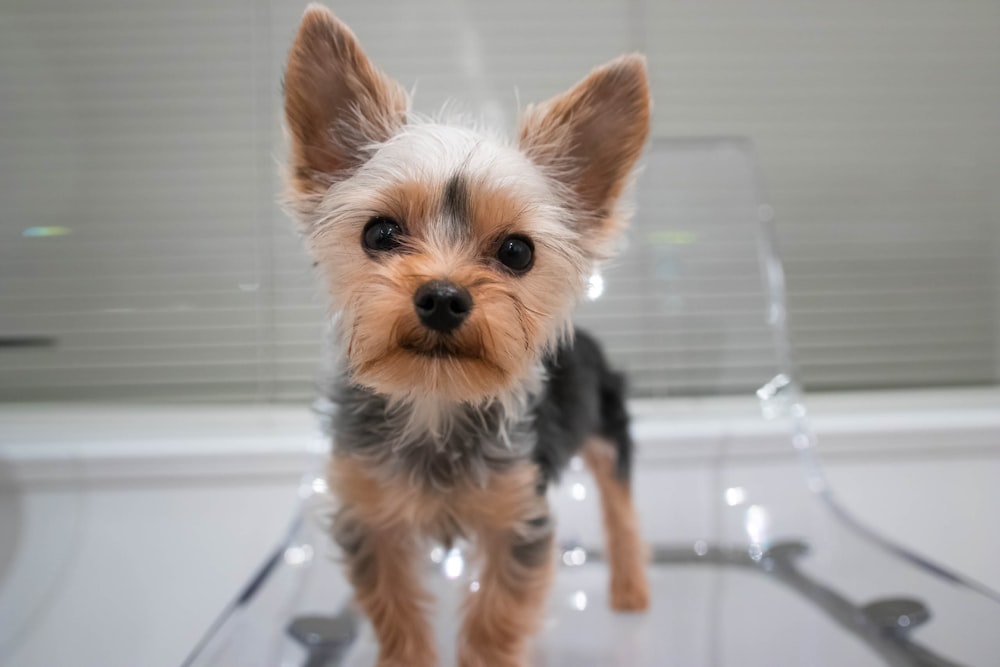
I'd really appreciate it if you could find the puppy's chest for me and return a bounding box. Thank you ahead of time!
[331,382,537,489]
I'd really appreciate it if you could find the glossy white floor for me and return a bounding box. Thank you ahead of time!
[2,388,999,667]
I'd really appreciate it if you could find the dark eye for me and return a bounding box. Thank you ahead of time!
[496,235,534,273]
[362,217,404,253]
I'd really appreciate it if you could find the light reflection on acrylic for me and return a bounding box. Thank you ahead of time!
[283,544,313,566]
[561,547,587,567]
[724,486,747,507]
[745,504,769,545]
[586,271,604,300]
[443,547,464,579]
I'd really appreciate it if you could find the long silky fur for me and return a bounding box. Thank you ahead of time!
[283,6,653,664]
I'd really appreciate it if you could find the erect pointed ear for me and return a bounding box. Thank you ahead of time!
[519,55,651,221]
[283,4,408,202]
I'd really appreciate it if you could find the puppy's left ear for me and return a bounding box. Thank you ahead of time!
[519,55,651,231]
[283,4,408,210]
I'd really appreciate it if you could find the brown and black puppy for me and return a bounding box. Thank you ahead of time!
[282,5,651,665]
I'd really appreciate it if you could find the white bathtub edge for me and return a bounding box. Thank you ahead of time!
[2,387,998,483]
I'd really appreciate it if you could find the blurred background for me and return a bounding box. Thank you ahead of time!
[1,1,999,667]
[2,0,998,399]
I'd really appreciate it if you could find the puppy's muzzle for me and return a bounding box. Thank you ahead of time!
[413,280,473,333]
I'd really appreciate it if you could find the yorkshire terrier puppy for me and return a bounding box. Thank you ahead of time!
[283,5,651,666]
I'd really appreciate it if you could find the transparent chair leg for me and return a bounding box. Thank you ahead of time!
[287,609,358,667]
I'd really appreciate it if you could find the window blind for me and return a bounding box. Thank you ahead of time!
[0,0,276,401]
[1,0,997,401]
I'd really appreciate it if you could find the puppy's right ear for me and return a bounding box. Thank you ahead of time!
[283,4,407,206]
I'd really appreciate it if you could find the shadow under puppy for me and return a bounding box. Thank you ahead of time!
[282,5,651,666]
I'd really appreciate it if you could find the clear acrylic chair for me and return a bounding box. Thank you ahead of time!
[181,137,1000,667]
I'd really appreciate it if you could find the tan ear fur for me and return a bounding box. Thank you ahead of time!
[519,55,651,221]
[283,4,408,200]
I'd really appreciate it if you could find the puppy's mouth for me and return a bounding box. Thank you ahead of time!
[400,338,482,361]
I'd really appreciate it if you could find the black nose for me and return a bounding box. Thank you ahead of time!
[413,280,472,333]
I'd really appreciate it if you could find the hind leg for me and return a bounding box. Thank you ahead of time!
[582,437,650,611]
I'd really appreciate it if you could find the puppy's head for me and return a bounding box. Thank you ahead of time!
[283,4,650,405]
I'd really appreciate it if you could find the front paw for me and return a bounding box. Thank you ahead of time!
[457,647,525,667]
[376,650,437,667]
[610,571,650,612]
